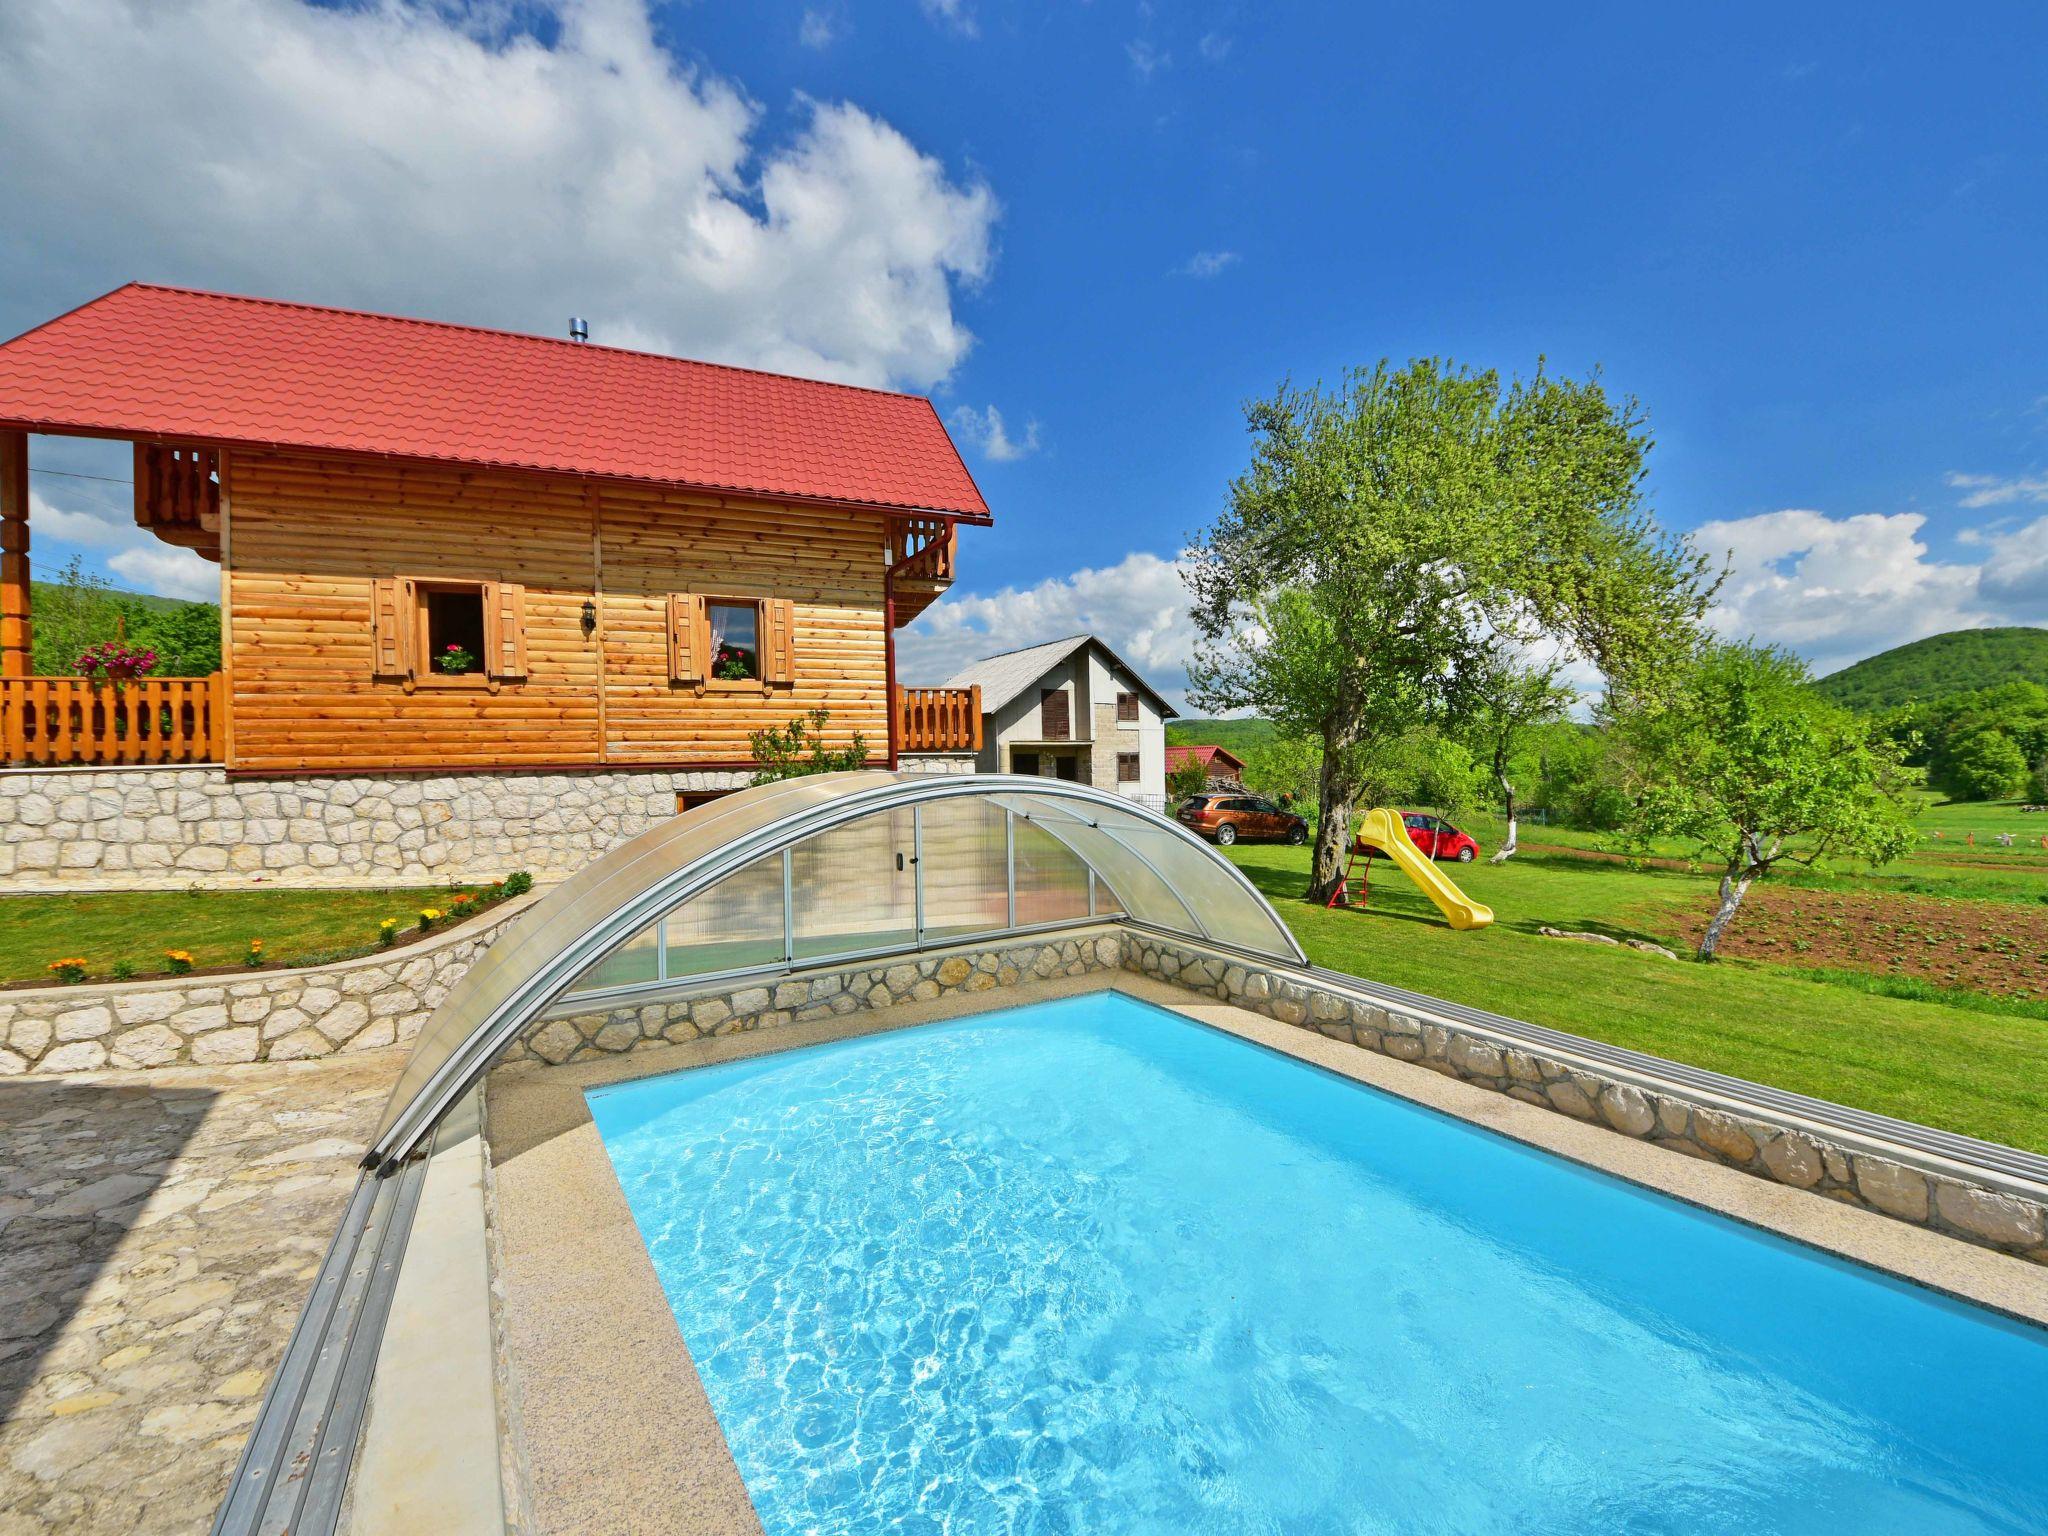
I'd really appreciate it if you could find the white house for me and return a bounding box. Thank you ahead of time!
[942,635,1177,807]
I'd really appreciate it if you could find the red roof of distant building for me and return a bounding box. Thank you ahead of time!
[0,283,989,520]
[1166,743,1247,776]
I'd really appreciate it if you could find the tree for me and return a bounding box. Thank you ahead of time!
[1944,728,2028,802]
[1166,755,1209,803]
[1243,731,1323,811]
[129,599,222,676]
[1615,642,1916,959]
[749,708,868,783]
[1460,645,1572,862]
[1186,359,1715,899]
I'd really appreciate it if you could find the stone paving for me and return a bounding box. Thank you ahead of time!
[0,1051,404,1536]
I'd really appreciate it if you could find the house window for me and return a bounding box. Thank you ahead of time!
[1040,687,1071,740]
[1117,752,1140,783]
[1012,751,1041,776]
[422,585,487,676]
[1116,691,1139,723]
[708,600,761,682]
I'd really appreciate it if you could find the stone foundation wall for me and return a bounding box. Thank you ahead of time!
[0,765,752,891]
[0,899,533,1073]
[1123,935,2048,1266]
[508,931,1125,1067]
[895,753,977,776]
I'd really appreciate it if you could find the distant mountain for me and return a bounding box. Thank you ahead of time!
[1814,628,2048,713]
[1165,717,1278,757]
[29,579,198,613]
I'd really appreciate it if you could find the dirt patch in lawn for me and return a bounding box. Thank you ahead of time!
[1684,888,2048,999]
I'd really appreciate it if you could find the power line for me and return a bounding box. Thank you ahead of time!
[28,466,133,486]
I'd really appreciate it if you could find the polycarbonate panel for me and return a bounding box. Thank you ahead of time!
[1012,815,1092,927]
[372,770,1302,1162]
[663,855,787,980]
[791,806,916,962]
[918,799,1010,940]
[569,921,659,993]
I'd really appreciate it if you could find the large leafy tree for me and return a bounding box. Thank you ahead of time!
[1615,642,1916,959]
[1186,359,1714,899]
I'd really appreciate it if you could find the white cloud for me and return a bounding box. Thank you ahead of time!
[947,404,1040,463]
[899,551,1199,705]
[1126,39,1170,80]
[25,490,130,549]
[1197,31,1232,63]
[919,0,978,38]
[1174,250,1239,278]
[1946,471,2048,509]
[108,546,220,603]
[1692,507,2048,675]
[0,0,997,391]
[797,7,841,48]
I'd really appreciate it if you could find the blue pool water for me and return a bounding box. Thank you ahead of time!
[587,992,2048,1535]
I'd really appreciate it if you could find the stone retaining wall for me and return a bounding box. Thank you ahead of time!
[0,898,534,1073]
[0,758,977,892]
[1123,935,2048,1266]
[510,930,1125,1067]
[0,765,753,891]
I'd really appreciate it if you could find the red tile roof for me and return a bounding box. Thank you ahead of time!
[1166,743,1247,775]
[0,284,989,520]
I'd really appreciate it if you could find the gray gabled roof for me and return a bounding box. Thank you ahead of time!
[941,634,1179,718]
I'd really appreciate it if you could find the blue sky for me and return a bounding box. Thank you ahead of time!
[3,1,2045,700]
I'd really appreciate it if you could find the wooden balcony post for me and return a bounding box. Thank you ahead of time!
[0,431,29,678]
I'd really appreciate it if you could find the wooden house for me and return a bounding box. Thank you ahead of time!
[0,284,986,777]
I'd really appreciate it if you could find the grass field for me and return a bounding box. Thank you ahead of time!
[1222,840,2048,1153]
[1,885,493,986]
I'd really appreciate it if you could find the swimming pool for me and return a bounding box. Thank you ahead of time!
[586,991,2048,1535]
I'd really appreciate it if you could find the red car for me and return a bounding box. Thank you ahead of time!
[1401,811,1479,863]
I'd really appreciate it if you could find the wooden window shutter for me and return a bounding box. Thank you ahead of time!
[484,582,528,680]
[765,598,796,685]
[371,577,413,677]
[667,594,706,684]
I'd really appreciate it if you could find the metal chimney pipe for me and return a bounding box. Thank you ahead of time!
[569,317,589,343]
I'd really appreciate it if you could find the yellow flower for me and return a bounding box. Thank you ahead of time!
[420,908,442,921]
[379,917,399,929]
[248,939,264,953]
[165,950,192,962]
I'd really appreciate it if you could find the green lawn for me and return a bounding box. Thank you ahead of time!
[1,886,490,986]
[1224,841,2048,1153]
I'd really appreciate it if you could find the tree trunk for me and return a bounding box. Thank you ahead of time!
[1307,724,1358,902]
[1697,867,1753,959]
[1489,775,1518,864]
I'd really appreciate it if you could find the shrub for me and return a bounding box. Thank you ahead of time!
[501,870,534,898]
[110,959,137,981]
[417,907,442,932]
[1945,729,2028,802]
[47,958,89,985]
[164,950,194,975]
[378,917,400,947]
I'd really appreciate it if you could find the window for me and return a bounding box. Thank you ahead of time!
[1012,751,1041,776]
[1116,690,1139,723]
[1116,752,1140,783]
[371,577,526,684]
[423,586,485,676]
[1040,687,1071,740]
[708,601,760,681]
[666,594,795,689]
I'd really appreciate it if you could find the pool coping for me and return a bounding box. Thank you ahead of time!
[481,970,2048,1534]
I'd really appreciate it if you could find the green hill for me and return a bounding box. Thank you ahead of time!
[1813,628,2048,713]
[1166,717,1278,758]
[29,579,195,614]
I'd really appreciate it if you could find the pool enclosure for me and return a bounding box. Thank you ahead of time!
[368,770,1304,1166]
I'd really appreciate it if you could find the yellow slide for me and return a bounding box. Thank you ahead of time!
[1352,808,1494,931]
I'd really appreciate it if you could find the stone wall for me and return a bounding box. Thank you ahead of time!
[0,898,534,1073]
[1122,935,2048,1266]
[507,931,1125,1067]
[896,753,977,777]
[0,765,751,891]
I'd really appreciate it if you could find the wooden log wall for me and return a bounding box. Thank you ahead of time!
[225,450,891,773]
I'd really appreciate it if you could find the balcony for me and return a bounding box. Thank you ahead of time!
[894,685,981,754]
[888,517,957,625]
[2,674,225,767]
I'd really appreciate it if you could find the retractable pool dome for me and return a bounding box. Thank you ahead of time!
[369,770,1304,1166]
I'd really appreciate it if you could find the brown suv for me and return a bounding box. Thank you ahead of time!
[1176,793,1308,847]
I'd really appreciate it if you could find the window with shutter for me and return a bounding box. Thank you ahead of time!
[1117,752,1140,783]
[1040,687,1070,740]
[667,593,707,687]
[370,576,410,677]
[1116,691,1139,723]
[483,581,528,680]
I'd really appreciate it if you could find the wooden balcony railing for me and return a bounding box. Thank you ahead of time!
[889,517,957,584]
[895,684,981,754]
[2,674,225,767]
